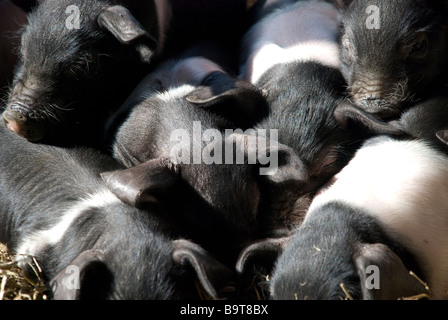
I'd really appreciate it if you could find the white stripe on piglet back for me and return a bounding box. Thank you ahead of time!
[241,1,340,83]
[16,190,120,258]
[309,138,448,299]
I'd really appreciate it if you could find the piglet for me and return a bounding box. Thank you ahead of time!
[390,96,448,148]
[3,0,248,148]
[270,135,448,300]
[337,0,448,118]
[3,0,169,147]
[0,121,231,300]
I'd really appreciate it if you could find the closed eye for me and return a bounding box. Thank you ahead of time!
[405,34,429,60]
[410,39,428,57]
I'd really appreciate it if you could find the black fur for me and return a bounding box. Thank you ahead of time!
[253,61,370,234]
[339,0,448,118]
[270,201,421,300]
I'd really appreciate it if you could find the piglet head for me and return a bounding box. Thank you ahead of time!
[270,241,428,300]
[4,1,158,142]
[50,240,233,300]
[339,0,448,118]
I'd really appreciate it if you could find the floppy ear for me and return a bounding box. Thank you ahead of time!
[263,142,308,186]
[172,239,233,300]
[236,237,291,290]
[227,132,308,184]
[334,102,404,136]
[436,129,448,146]
[50,250,113,300]
[100,157,179,208]
[186,71,269,127]
[355,244,429,300]
[97,5,157,64]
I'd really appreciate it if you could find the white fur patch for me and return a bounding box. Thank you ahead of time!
[16,190,120,258]
[157,84,196,102]
[241,1,340,83]
[137,57,225,100]
[309,138,448,299]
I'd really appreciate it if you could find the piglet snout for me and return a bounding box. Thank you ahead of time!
[2,108,44,142]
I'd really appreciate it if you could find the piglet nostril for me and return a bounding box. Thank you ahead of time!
[3,109,22,122]
[3,109,27,133]
[2,109,44,141]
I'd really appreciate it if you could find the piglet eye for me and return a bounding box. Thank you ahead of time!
[408,36,429,59]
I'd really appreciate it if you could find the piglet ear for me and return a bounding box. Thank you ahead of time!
[334,102,404,136]
[236,237,291,293]
[436,129,448,146]
[186,71,268,127]
[98,5,157,64]
[263,142,308,186]
[172,239,233,299]
[100,157,179,208]
[236,237,291,274]
[355,244,429,300]
[50,250,113,300]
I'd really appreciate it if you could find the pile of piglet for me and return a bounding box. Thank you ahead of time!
[0,0,447,300]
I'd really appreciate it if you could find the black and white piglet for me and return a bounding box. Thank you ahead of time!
[100,43,310,265]
[0,122,231,300]
[337,0,448,118]
[270,135,448,300]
